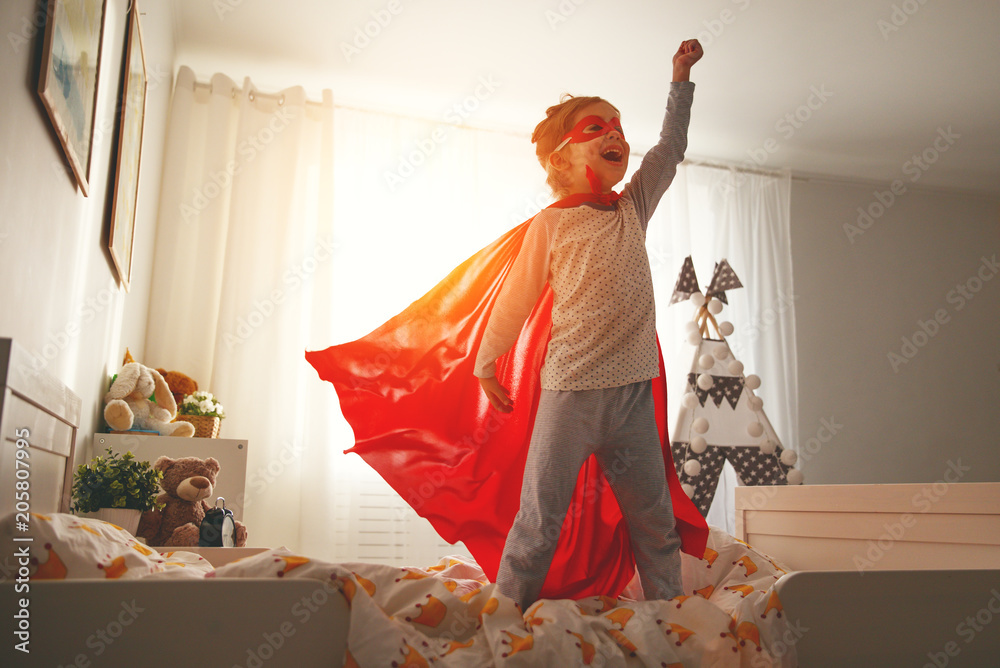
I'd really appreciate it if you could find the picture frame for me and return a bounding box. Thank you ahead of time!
[38,0,108,197]
[108,2,148,291]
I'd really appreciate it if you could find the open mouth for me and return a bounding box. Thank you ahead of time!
[600,146,624,164]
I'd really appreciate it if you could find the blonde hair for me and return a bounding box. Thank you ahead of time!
[532,94,620,198]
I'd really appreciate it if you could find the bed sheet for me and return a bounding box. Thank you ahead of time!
[2,513,796,667]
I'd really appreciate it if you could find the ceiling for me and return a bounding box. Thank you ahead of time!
[165,0,1000,195]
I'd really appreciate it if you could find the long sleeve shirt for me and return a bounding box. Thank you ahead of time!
[474,81,694,391]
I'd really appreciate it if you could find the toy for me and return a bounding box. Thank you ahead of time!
[669,257,802,517]
[136,455,248,547]
[156,368,198,407]
[103,362,196,437]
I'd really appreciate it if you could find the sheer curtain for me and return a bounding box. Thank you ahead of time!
[146,65,337,552]
[647,163,797,534]
[147,69,795,554]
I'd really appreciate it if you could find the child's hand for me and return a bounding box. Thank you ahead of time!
[478,376,513,413]
[672,39,703,82]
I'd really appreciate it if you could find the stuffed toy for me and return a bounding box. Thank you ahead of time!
[156,368,198,407]
[137,455,248,547]
[104,362,196,437]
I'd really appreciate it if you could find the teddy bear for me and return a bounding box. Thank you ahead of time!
[136,455,248,547]
[156,368,198,407]
[103,362,196,437]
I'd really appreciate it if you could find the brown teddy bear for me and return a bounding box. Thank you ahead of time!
[156,368,198,407]
[137,455,247,548]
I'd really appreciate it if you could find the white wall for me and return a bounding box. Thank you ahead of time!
[790,177,999,484]
[0,0,175,464]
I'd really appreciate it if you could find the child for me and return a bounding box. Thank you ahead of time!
[474,39,704,610]
[307,39,707,606]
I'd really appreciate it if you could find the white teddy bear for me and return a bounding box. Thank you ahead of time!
[103,363,196,437]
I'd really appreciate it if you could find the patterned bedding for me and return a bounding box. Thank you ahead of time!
[3,513,798,666]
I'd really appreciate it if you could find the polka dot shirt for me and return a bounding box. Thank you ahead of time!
[475,82,694,391]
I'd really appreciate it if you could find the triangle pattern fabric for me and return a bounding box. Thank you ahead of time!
[686,373,711,408]
[705,259,743,304]
[670,255,701,305]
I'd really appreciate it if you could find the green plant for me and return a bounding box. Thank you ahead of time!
[71,447,163,514]
[177,391,226,418]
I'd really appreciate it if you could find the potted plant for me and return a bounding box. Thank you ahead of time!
[175,390,226,438]
[71,447,163,535]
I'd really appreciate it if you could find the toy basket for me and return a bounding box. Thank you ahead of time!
[175,414,221,438]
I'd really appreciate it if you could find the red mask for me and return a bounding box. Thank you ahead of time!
[554,115,624,152]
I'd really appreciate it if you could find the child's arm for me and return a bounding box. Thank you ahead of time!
[625,39,703,229]
[473,211,555,412]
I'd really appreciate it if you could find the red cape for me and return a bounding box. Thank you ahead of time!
[306,195,708,600]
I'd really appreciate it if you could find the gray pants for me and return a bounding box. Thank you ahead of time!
[495,380,683,610]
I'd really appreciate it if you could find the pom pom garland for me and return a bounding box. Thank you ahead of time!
[745,374,761,390]
[707,298,723,315]
[747,395,764,411]
[712,345,729,360]
[690,436,707,453]
[698,354,715,370]
[681,483,696,497]
[682,392,699,409]
[747,422,764,438]
[692,417,710,434]
[780,449,798,466]
[690,292,706,307]
[696,373,714,390]
[786,469,804,485]
[687,331,702,346]
[759,440,777,455]
[683,459,702,477]
[728,360,744,376]
[718,321,734,336]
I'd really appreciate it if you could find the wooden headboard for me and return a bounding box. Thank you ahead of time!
[0,338,81,516]
[735,482,1000,571]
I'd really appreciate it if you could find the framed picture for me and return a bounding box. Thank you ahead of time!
[38,0,108,197]
[108,2,148,291]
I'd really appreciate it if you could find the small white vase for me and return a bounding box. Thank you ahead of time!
[85,508,142,536]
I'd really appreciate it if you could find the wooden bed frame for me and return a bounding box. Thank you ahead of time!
[736,483,1000,667]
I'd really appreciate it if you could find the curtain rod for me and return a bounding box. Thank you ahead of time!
[191,80,326,108]
[188,79,530,139]
[683,159,790,178]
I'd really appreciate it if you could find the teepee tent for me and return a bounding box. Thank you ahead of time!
[668,257,803,516]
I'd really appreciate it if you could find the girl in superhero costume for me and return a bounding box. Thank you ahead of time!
[307,39,708,607]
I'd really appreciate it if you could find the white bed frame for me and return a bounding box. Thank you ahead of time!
[736,483,1000,667]
[4,576,349,666]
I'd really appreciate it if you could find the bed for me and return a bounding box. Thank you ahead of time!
[2,513,796,666]
[5,496,1000,668]
[3,342,1000,666]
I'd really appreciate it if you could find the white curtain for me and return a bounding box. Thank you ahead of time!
[147,69,796,555]
[146,66,336,552]
[647,163,797,534]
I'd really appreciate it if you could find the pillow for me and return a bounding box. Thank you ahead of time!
[0,512,211,580]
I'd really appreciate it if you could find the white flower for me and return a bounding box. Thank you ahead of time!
[179,390,225,418]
